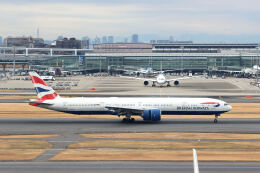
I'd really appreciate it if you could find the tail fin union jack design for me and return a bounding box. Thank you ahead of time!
[29,72,59,101]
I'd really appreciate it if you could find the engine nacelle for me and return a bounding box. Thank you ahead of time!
[144,81,149,86]
[142,109,161,121]
[174,80,179,86]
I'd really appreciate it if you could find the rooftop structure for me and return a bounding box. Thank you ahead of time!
[3,36,44,48]
[55,37,81,49]
[93,43,152,53]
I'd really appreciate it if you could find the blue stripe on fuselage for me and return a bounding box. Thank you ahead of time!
[61,110,227,115]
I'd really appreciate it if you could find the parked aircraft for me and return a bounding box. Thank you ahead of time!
[123,66,162,78]
[243,65,260,75]
[28,72,232,123]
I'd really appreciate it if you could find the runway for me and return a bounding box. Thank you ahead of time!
[0,162,260,173]
[2,118,260,134]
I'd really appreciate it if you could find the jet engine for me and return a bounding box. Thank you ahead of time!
[174,80,179,86]
[144,81,149,86]
[142,109,161,121]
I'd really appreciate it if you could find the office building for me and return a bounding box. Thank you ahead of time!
[55,37,81,49]
[102,36,107,44]
[3,36,44,48]
[108,36,114,43]
[131,34,138,43]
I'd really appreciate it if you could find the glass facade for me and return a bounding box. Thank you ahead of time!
[1,54,259,72]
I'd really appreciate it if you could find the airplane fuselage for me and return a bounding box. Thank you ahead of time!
[36,97,232,116]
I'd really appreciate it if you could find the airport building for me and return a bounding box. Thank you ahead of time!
[0,43,259,73]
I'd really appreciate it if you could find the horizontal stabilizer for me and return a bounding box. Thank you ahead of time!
[28,100,53,106]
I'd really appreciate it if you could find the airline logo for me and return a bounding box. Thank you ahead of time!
[30,72,58,100]
[201,102,220,107]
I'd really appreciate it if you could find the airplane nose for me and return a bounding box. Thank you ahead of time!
[228,105,232,111]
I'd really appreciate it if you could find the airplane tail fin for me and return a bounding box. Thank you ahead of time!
[29,71,59,100]
[193,149,199,173]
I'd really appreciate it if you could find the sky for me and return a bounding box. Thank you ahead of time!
[0,0,260,43]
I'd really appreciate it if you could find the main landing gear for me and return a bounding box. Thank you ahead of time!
[122,112,135,123]
[167,82,171,87]
[152,82,156,87]
[214,113,220,123]
[122,117,135,123]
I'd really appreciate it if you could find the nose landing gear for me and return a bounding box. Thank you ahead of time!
[214,113,220,123]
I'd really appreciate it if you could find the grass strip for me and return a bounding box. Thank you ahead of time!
[68,140,260,150]
[80,132,260,140]
[0,149,46,161]
[49,149,260,161]
[0,134,58,139]
[0,140,52,149]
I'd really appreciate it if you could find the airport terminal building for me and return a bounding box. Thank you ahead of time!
[0,43,259,73]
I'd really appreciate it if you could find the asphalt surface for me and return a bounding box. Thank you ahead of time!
[2,118,260,134]
[0,162,260,173]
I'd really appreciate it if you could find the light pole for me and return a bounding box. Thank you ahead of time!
[13,47,16,76]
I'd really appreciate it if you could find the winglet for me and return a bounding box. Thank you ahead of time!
[193,149,199,173]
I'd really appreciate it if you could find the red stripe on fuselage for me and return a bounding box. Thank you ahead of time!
[31,76,48,86]
[201,102,219,104]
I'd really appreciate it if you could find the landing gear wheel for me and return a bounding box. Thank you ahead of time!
[214,114,220,123]
[130,118,135,122]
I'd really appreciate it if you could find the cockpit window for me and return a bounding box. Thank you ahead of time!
[224,103,228,106]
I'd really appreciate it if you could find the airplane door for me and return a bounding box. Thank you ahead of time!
[100,102,105,111]
[138,102,142,108]
[63,102,68,110]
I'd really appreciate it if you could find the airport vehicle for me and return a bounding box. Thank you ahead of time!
[28,72,232,123]
[41,76,55,81]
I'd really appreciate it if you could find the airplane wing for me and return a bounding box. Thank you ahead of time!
[105,106,144,114]
[167,77,191,82]
[120,76,156,82]
[105,105,157,114]
[166,76,197,82]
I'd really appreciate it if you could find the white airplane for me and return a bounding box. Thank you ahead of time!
[142,73,191,87]
[28,72,232,123]
[242,65,260,75]
[123,66,162,78]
